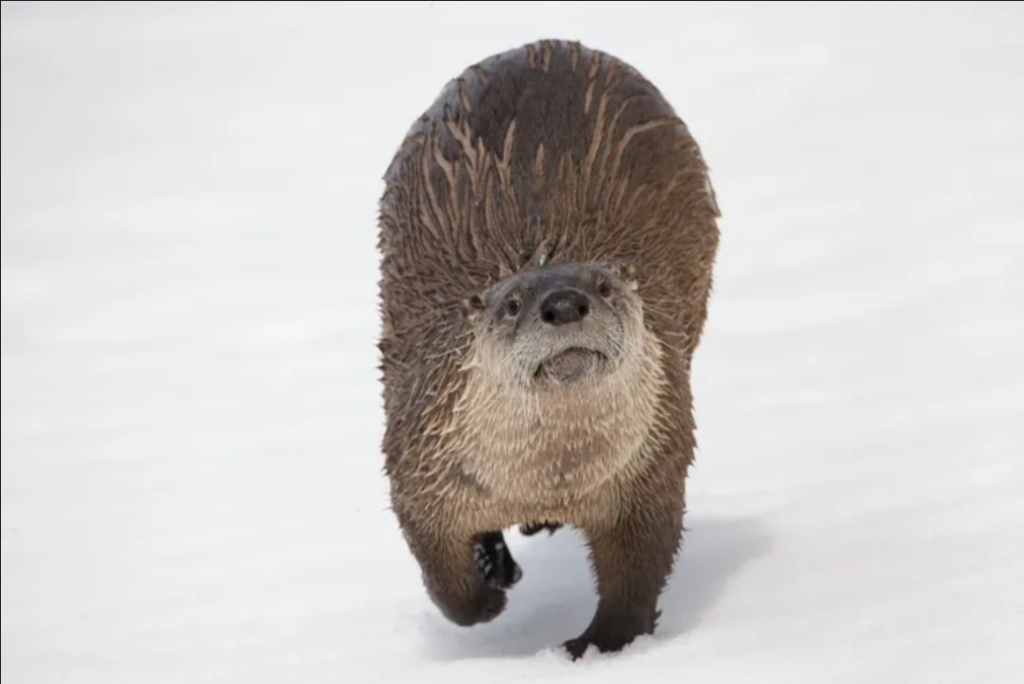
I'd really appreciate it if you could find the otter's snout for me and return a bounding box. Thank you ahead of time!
[539,289,592,326]
[470,261,644,387]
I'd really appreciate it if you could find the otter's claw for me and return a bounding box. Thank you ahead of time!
[473,531,522,589]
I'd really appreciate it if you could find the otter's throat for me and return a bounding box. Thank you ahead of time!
[447,333,668,508]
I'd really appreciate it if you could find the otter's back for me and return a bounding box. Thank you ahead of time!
[380,39,716,308]
[377,40,720,463]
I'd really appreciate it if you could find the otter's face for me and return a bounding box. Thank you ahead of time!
[461,262,644,389]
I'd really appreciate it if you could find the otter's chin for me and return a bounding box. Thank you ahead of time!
[533,348,607,385]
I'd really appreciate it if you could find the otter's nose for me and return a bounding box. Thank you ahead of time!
[539,289,591,326]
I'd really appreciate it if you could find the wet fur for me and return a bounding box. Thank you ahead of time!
[377,39,720,658]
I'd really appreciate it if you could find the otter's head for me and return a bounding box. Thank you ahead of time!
[460,262,645,390]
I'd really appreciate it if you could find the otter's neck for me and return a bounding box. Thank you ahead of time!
[446,333,668,508]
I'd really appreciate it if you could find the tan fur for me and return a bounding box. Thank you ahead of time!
[445,330,668,524]
[377,38,720,658]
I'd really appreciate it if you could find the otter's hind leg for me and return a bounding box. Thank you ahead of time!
[473,530,522,588]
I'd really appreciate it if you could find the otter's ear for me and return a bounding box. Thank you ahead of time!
[460,291,487,319]
[609,262,639,291]
[621,263,638,282]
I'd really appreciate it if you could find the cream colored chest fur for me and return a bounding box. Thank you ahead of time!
[442,335,669,520]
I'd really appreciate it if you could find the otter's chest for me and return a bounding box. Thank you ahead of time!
[449,375,664,506]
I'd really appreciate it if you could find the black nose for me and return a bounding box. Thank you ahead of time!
[539,289,591,326]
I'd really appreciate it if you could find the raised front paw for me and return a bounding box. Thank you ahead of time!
[473,531,522,589]
[429,577,508,627]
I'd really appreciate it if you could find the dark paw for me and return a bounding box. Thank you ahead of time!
[520,521,563,536]
[473,531,522,589]
[563,609,660,660]
[563,630,636,661]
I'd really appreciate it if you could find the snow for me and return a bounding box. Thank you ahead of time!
[2,1,1022,682]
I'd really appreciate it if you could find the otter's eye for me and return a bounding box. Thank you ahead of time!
[597,280,612,298]
[505,298,522,317]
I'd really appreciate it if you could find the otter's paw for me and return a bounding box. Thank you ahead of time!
[563,629,636,661]
[473,531,522,589]
[430,580,508,627]
[520,521,563,536]
[562,609,660,661]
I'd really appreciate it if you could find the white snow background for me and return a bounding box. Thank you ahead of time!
[2,1,1022,682]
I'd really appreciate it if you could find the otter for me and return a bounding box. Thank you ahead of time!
[376,39,721,659]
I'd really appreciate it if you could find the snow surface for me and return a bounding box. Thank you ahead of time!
[2,2,1022,682]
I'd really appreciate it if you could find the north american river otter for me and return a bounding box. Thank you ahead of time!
[376,38,721,659]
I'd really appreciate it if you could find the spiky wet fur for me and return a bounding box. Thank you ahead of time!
[377,38,721,659]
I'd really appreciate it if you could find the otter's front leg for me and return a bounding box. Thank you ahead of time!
[398,516,512,627]
[565,487,685,659]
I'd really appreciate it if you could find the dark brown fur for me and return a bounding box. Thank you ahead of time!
[377,39,720,659]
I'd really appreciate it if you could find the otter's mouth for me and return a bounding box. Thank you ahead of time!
[533,347,607,384]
